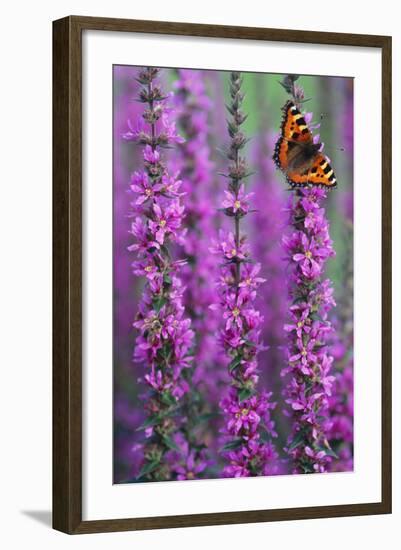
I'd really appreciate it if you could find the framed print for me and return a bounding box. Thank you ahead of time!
[52,16,392,534]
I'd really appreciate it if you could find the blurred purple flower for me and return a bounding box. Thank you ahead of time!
[327,86,354,471]
[169,68,227,478]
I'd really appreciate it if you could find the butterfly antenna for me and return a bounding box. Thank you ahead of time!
[324,144,346,153]
[318,113,345,152]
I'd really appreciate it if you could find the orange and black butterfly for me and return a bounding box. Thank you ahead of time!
[273,100,337,189]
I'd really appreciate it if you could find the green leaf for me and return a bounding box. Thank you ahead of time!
[195,412,219,425]
[259,425,272,443]
[287,431,306,452]
[320,445,339,459]
[160,392,177,406]
[160,244,171,258]
[137,459,160,479]
[162,434,179,451]
[238,388,253,402]
[136,414,161,431]
[243,339,257,348]
[153,296,167,312]
[228,355,242,372]
[221,439,243,452]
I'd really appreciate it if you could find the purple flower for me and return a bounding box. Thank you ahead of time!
[225,401,260,434]
[149,201,184,244]
[222,328,246,349]
[173,451,208,480]
[128,217,160,254]
[292,234,329,279]
[304,446,330,473]
[160,173,183,197]
[224,450,251,478]
[144,369,170,393]
[222,185,254,215]
[289,338,317,372]
[238,263,266,292]
[223,293,245,331]
[223,438,279,478]
[301,200,325,231]
[132,259,160,281]
[222,390,276,437]
[284,304,312,337]
[130,171,162,205]
[159,116,185,145]
[210,230,249,262]
[122,117,143,142]
[124,102,185,147]
[143,144,160,164]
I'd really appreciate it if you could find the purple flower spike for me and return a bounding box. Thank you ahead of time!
[279,76,338,475]
[282,185,336,474]
[212,72,278,477]
[127,67,194,482]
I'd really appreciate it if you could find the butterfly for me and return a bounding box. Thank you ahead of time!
[273,100,337,189]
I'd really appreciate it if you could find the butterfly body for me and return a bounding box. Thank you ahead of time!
[285,140,321,172]
[273,100,337,189]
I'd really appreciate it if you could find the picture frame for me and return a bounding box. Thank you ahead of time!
[53,15,392,534]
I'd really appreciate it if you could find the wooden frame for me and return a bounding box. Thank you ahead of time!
[53,15,392,534]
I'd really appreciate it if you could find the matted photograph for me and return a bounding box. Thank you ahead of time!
[113,66,354,483]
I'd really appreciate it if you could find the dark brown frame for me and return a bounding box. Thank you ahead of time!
[53,15,392,534]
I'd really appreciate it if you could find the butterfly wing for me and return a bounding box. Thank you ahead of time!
[280,100,313,143]
[274,100,337,189]
[286,153,337,188]
[273,136,288,171]
[273,100,313,171]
